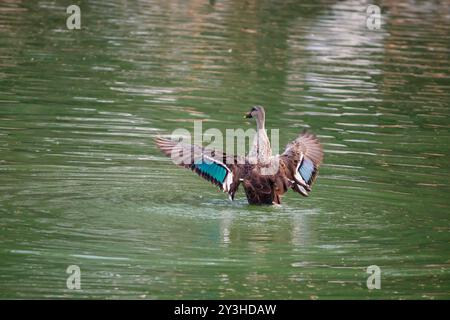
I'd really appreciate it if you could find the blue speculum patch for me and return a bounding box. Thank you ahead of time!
[299,158,314,184]
[194,161,227,183]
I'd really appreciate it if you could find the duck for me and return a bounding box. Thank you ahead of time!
[155,106,323,205]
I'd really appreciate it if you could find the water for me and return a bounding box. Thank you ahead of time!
[0,0,449,299]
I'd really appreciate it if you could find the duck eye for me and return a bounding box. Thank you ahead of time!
[251,107,257,112]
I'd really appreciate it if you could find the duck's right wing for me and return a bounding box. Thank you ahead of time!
[155,137,242,199]
[280,131,324,196]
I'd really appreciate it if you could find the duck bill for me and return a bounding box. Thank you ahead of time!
[244,112,252,118]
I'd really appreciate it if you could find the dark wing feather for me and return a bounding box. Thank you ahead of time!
[280,131,323,197]
[155,137,241,196]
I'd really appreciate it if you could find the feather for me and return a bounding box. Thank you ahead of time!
[281,131,323,197]
[155,137,237,195]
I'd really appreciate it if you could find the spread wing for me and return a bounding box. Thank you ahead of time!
[155,137,241,197]
[280,131,323,197]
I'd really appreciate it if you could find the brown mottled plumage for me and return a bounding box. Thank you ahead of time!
[155,106,323,205]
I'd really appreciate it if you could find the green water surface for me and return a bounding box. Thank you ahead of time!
[0,0,449,299]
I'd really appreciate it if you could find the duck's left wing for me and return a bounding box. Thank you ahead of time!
[280,131,323,197]
[155,137,241,197]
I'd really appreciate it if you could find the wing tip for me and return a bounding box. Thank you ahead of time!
[299,131,324,166]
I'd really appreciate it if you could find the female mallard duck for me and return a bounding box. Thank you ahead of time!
[156,106,323,205]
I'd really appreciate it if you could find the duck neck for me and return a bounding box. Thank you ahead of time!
[250,116,271,161]
[256,114,265,131]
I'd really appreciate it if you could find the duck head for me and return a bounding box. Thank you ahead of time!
[244,106,265,126]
